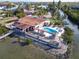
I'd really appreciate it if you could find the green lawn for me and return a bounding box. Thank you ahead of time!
[0,37,55,59]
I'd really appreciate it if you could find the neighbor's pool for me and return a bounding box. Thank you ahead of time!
[44,27,58,33]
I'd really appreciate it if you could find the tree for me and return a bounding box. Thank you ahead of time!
[14,9,25,18]
[53,0,55,8]
[57,10,61,20]
[58,0,61,9]
[28,4,33,10]
[34,4,38,10]
[25,4,30,10]
[62,4,69,11]
[34,7,48,16]
[51,8,56,16]
[6,3,15,8]
[48,0,55,11]
[48,1,58,17]
[64,27,73,35]
[16,12,25,18]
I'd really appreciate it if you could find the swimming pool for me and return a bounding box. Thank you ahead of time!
[44,27,58,33]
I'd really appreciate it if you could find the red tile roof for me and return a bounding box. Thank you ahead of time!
[15,16,45,29]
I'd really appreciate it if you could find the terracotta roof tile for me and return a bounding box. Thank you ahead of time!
[15,16,45,29]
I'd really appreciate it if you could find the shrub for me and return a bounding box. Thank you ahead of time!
[24,39,32,45]
[0,26,8,35]
[63,27,73,44]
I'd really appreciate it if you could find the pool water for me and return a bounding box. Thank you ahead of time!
[44,27,58,33]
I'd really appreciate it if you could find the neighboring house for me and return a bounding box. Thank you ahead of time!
[0,14,6,17]
[0,6,6,10]
[43,12,52,18]
[24,9,36,15]
[5,5,18,11]
[0,17,3,20]
[38,5,48,9]
[0,2,18,11]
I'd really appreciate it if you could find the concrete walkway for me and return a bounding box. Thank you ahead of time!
[0,31,13,39]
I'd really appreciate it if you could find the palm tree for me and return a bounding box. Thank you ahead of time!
[35,7,48,16]
[53,0,55,8]
[57,0,61,9]
[63,4,69,11]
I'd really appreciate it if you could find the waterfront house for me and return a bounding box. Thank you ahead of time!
[6,16,64,41]
[14,16,50,31]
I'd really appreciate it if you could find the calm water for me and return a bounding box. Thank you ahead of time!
[59,10,79,59]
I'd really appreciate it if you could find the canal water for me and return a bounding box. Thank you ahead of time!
[59,10,79,59]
